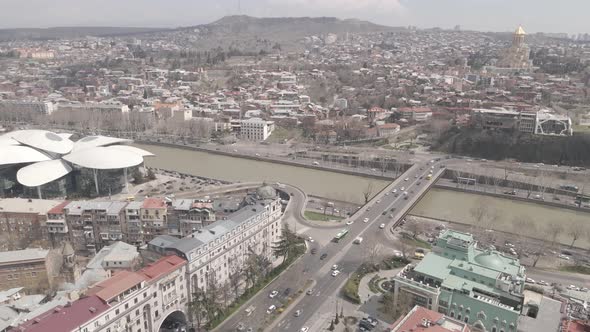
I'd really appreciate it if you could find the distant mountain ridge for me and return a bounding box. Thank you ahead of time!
[0,26,170,41]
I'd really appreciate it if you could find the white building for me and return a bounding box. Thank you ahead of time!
[240,117,275,141]
[150,187,283,294]
[0,100,56,115]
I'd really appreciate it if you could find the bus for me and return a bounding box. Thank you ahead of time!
[455,177,476,185]
[334,229,349,242]
[575,194,590,206]
[560,185,579,192]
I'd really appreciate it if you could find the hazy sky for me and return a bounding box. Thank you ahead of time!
[1,0,587,34]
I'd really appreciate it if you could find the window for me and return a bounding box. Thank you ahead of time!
[492,327,497,332]
[115,309,120,315]
[464,316,469,323]
[450,311,455,318]
[458,314,462,321]
[125,303,129,310]
[135,298,138,304]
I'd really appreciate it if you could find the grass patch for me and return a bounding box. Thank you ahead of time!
[560,265,590,275]
[341,263,379,304]
[400,233,432,249]
[304,210,344,222]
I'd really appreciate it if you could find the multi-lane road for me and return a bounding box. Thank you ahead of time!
[215,159,446,332]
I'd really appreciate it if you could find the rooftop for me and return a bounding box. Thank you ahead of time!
[138,255,186,281]
[0,249,48,265]
[0,198,64,215]
[86,270,145,302]
[142,197,166,209]
[390,305,470,332]
[9,295,109,332]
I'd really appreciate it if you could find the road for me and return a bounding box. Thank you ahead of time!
[214,158,445,332]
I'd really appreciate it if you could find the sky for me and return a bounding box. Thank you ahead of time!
[0,0,588,34]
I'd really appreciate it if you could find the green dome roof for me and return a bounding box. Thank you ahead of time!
[474,251,505,270]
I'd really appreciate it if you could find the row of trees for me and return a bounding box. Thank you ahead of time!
[188,227,301,330]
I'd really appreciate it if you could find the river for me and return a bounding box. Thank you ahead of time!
[134,143,389,204]
[411,188,590,247]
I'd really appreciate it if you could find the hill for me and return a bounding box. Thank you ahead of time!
[0,26,170,41]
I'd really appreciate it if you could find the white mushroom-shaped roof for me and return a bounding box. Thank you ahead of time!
[0,136,21,146]
[63,146,144,169]
[0,145,52,165]
[9,129,73,154]
[71,135,132,153]
[17,159,73,187]
[108,145,155,157]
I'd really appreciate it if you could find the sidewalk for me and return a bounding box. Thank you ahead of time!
[358,268,402,301]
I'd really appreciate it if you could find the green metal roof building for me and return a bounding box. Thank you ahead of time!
[393,230,526,332]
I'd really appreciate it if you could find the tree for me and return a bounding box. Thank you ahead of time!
[132,168,144,184]
[469,199,489,232]
[568,222,585,248]
[399,239,414,260]
[328,319,335,331]
[406,219,423,238]
[272,225,299,264]
[146,168,156,180]
[188,287,208,331]
[546,223,564,248]
[228,265,243,300]
[511,216,536,259]
[363,182,374,204]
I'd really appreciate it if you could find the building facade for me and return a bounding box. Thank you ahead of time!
[0,249,59,294]
[240,117,275,141]
[393,230,526,332]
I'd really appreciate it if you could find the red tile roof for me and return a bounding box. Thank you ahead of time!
[86,270,145,302]
[390,306,470,332]
[47,201,69,215]
[564,320,590,332]
[10,295,109,332]
[142,197,166,209]
[139,255,186,280]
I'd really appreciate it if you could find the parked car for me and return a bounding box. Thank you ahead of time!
[266,305,276,314]
[294,310,302,317]
[300,327,309,332]
[331,270,341,277]
[363,217,369,223]
[306,289,313,295]
[332,264,339,270]
[320,253,328,260]
[379,223,385,229]
[346,220,354,225]
[558,254,571,260]
[525,277,535,283]
[269,290,278,298]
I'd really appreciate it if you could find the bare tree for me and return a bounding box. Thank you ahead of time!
[228,265,243,300]
[393,163,402,177]
[511,216,537,258]
[469,199,489,231]
[365,243,383,267]
[399,239,415,260]
[363,182,374,204]
[568,222,585,248]
[546,223,564,248]
[406,219,423,239]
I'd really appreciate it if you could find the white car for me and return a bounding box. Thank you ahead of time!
[392,189,397,193]
[537,280,549,286]
[267,305,276,314]
[363,217,369,223]
[385,192,389,196]
[379,223,385,229]
[301,327,309,332]
[332,264,339,270]
[525,277,535,283]
[269,290,278,298]
[376,200,381,204]
[558,254,571,260]
[404,178,409,181]
[331,270,341,277]
[307,236,314,242]
[400,187,405,191]
[346,220,354,225]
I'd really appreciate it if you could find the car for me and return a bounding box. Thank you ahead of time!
[401,186,405,191]
[393,250,403,257]
[283,288,291,296]
[306,289,313,295]
[537,280,549,286]
[389,214,394,219]
[525,277,535,283]
[567,285,578,290]
[310,248,317,255]
[379,223,385,229]
[269,290,278,298]
[294,309,302,317]
[346,220,354,225]
[307,236,314,242]
[558,254,571,260]
[581,287,589,292]
[367,316,378,327]
[363,217,369,223]
[417,181,421,185]
[415,175,418,178]
[376,200,381,204]
[404,178,409,181]
[247,328,253,332]
[332,264,339,270]
[504,190,517,195]
[392,189,397,193]
[385,192,389,196]
[533,194,544,200]
[331,270,341,277]
[300,327,309,332]
[505,242,515,248]
[382,211,387,215]
[266,305,276,314]
[320,253,328,260]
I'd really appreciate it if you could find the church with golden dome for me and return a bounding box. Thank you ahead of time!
[497,26,534,70]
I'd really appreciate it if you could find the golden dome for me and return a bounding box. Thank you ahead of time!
[515,26,526,35]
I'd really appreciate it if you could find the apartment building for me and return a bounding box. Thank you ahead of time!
[64,201,127,252]
[124,201,143,245]
[57,103,130,114]
[168,199,216,237]
[140,198,168,243]
[399,107,433,122]
[0,249,60,294]
[393,230,525,332]
[10,255,187,332]
[0,198,64,250]
[240,117,275,141]
[149,187,282,294]
[0,100,56,115]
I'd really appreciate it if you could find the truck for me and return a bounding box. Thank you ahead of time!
[353,237,363,244]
